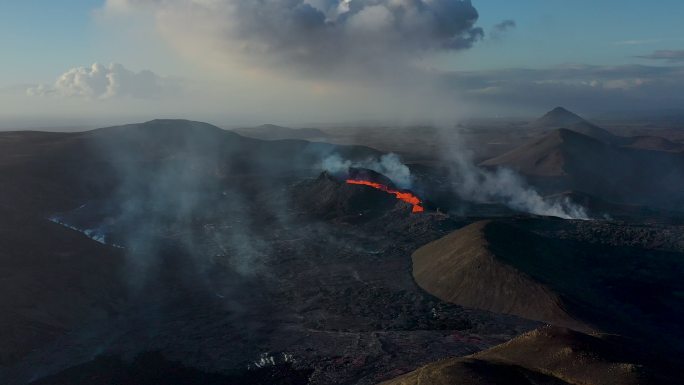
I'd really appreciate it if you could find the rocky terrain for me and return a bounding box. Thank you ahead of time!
[1,117,683,384]
[412,218,684,354]
[0,121,536,384]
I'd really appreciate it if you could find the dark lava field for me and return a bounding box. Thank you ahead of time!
[2,117,684,384]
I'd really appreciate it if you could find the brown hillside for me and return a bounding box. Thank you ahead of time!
[411,221,588,331]
[480,128,609,177]
[480,128,684,209]
[411,218,684,354]
[379,325,678,385]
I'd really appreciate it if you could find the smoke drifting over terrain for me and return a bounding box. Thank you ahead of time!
[321,149,588,219]
[446,148,589,220]
[456,162,588,219]
[323,153,413,189]
[82,120,384,291]
[90,122,278,289]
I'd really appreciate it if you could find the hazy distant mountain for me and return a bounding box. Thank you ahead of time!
[533,107,684,152]
[533,107,618,143]
[534,106,587,127]
[480,128,684,209]
[481,128,608,177]
[232,124,330,141]
[564,121,619,144]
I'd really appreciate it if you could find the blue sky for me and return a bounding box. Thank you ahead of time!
[452,0,684,70]
[3,0,683,79]
[0,1,100,84]
[1,0,684,125]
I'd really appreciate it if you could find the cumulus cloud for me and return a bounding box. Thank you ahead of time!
[105,0,484,77]
[27,63,174,99]
[637,50,684,63]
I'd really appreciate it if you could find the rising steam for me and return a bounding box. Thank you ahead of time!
[322,153,413,189]
[446,148,589,220]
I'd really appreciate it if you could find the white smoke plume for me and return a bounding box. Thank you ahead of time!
[448,150,589,220]
[322,153,413,189]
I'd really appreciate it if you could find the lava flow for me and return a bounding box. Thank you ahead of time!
[346,179,425,213]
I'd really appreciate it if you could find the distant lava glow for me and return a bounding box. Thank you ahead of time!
[346,179,425,213]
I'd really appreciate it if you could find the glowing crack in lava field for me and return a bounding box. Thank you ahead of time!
[346,179,425,213]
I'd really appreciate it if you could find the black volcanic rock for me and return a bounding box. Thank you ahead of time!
[412,218,684,354]
[293,171,412,220]
[5,119,684,385]
[346,167,397,188]
[30,352,312,385]
[0,120,384,367]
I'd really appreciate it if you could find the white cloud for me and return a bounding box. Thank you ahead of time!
[102,0,484,78]
[27,63,175,100]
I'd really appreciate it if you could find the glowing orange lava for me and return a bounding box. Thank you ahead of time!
[346,179,425,213]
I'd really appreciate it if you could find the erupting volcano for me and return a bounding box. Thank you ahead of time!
[346,179,425,213]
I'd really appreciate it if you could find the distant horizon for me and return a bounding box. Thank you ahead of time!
[2,106,683,133]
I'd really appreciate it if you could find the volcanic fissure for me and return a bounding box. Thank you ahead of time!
[346,179,425,213]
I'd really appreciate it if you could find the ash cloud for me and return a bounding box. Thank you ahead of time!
[27,63,174,100]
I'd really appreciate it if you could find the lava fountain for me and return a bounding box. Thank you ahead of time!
[346,179,425,213]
